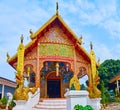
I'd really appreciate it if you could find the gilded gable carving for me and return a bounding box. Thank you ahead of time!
[76,61,89,77]
[39,25,73,45]
[25,47,37,60]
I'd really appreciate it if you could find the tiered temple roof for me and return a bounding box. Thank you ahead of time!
[7,13,91,68]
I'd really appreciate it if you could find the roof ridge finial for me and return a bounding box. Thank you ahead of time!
[20,34,24,44]
[90,41,93,50]
[56,2,59,15]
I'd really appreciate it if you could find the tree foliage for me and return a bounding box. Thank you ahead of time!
[101,81,106,104]
[74,104,94,110]
[98,59,120,90]
[101,81,110,105]
[81,84,86,90]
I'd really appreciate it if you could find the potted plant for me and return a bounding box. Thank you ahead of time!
[0,96,8,109]
[74,104,94,110]
[8,99,16,110]
[74,104,84,110]
[84,105,94,110]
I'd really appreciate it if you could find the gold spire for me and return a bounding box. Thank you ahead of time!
[56,2,58,15]
[87,42,101,98]
[90,42,96,81]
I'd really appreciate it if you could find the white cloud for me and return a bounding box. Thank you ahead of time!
[59,0,119,41]
[78,0,117,25]
[94,43,120,62]
[112,44,120,59]
[101,19,120,39]
[96,0,117,17]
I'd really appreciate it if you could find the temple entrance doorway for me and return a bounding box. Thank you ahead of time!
[40,61,74,98]
[47,80,60,98]
[47,71,61,98]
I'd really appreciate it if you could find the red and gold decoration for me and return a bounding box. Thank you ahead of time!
[86,42,101,98]
[56,62,59,76]
[7,6,101,99]
[14,36,37,101]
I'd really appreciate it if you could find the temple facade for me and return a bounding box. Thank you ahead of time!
[7,11,99,99]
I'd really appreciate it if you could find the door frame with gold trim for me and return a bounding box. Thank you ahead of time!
[45,71,62,98]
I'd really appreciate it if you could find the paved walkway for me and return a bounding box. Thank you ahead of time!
[105,103,120,110]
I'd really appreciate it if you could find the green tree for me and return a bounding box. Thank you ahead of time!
[101,81,106,105]
[101,81,110,108]
[81,84,86,90]
[98,59,120,90]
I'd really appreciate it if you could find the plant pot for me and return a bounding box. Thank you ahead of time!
[8,106,13,110]
[0,104,6,109]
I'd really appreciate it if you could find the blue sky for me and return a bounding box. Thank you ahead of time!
[0,0,120,82]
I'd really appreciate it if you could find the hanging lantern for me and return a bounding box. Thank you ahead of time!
[27,67,30,77]
[56,62,59,76]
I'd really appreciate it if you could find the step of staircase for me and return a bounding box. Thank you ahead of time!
[32,98,66,110]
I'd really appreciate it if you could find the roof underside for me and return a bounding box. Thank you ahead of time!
[110,74,120,83]
[0,77,16,87]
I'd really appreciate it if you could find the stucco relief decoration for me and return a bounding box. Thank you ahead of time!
[25,47,37,60]
[40,26,72,44]
[76,50,84,60]
[24,60,36,73]
[40,62,73,84]
[77,67,87,78]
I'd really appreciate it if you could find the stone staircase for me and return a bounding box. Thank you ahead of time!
[32,98,67,110]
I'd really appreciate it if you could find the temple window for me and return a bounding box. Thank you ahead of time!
[24,65,35,87]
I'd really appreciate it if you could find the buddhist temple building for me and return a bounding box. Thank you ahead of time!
[7,5,99,99]
[0,77,16,99]
[110,74,120,93]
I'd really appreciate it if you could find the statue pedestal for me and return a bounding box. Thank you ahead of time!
[64,90,88,110]
[88,98,101,110]
[13,100,27,110]
[13,88,40,110]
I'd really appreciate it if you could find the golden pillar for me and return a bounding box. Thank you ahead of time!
[90,42,97,82]
[87,42,101,98]
[73,46,77,74]
[16,35,25,75]
[36,43,40,88]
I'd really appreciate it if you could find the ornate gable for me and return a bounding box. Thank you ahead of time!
[39,25,73,45]
[8,13,91,68]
